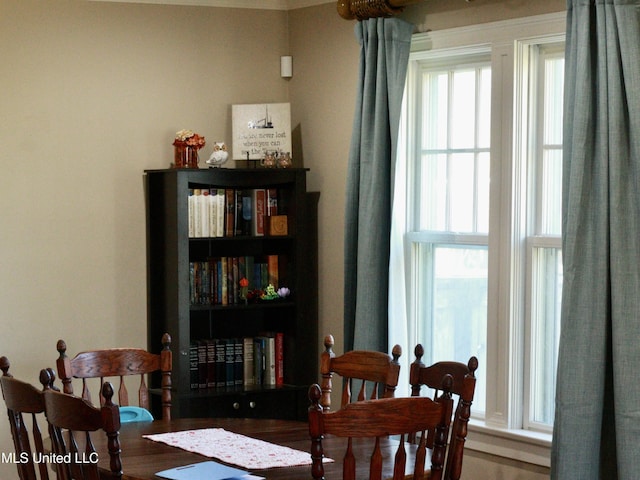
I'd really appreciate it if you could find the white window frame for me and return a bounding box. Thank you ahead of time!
[401,12,566,467]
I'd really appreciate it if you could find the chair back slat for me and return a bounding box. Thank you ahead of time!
[42,372,122,480]
[56,333,172,420]
[0,356,51,480]
[320,334,402,411]
[409,344,478,480]
[391,435,407,479]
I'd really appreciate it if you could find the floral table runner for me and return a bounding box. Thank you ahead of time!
[143,428,332,470]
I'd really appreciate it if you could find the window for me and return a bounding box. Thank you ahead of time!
[524,44,564,431]
[409,56,491,416]
[391,15,566,457]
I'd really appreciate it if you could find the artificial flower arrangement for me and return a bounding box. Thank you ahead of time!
[174,129,206,148]
[172,129,206,168]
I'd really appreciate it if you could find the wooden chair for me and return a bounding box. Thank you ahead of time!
[320,334,402,411]
[0,357,56,480]
[56,333,172,420]
[40,368,122,480]
[308,376,454,480]
[409,345,478,480]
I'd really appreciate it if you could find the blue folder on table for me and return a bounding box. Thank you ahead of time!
[155,461,250,480]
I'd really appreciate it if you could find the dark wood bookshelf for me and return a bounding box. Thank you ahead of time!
[144,168,318,420]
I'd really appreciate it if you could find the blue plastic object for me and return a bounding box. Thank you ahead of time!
[119,406,154,423]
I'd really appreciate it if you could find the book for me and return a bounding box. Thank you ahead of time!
[200,189,210,238]
[155,461,249,480]
[264,335,276,386]
[189,262,195,304]
[275,332,284,386]
[225,189,235,237]
[216,188,225,237]
[267,255,279,288]
[241,190,252,236]
[253,337,265,386]
[197,340,208,389]
[215,338,226,388]
[234,338,244,387]
[208,188,218,237]
[189,342,199,389]
[251,189,266,236]
[243,337,254,386]
[225,339,235,387]
[188,189,195,238]
[266,188,278,216]
[256,335,276,386]
[206,339,216,388]
[234,189,244,236]
[220,257,228,306]
[193,189,202,238]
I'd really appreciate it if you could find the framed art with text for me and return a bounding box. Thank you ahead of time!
[232,103,292,160]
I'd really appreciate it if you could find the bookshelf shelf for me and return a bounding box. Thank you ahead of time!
[145,168,318,420]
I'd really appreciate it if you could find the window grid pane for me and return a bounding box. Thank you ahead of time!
[418,65,490,234]
[527,46,564,430]
[416,243,488,415]
[529,247,562,426]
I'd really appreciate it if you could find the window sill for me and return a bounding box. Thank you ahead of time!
[466,420,552,468]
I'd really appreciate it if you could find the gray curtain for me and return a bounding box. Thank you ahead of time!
[343,18,413,352]
[552,1,640,478]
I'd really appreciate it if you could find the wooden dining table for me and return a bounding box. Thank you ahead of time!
[89,417,418,479]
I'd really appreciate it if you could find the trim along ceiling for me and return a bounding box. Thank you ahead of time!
[88,0,334,9]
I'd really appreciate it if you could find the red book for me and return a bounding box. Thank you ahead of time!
[275,332,284,386]
[225,189,235,237]
[252,189,266,236]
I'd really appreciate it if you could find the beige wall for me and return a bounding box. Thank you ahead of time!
[0,0,564,478]
[0,1,290,476]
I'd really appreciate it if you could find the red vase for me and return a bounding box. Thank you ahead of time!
[173,142,199,168]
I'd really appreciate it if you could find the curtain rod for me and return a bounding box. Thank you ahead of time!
[337,0,473,20]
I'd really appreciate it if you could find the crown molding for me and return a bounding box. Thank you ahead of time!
[88,0,334,10]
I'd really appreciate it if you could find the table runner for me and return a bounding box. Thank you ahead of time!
[143,428,333,470]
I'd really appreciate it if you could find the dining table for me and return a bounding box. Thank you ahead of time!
[89,416,419,479]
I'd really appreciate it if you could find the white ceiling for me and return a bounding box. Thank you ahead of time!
[88,0,334,10]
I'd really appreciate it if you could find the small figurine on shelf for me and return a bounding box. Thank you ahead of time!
[261,284,280,301]
[261,152,276,168]
[277,152,292,168]
[277,287,290,298]
[206,142,229,168]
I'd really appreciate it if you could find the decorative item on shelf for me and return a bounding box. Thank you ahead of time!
[261,284,280,301]
[244,284,291,304]
[277,287,290,298]
[173,129,206,168]
[206,142,229,168]
[239,277,249,305]
[277,152,292,168]
[268,215,288,236]
[261,152,277,168]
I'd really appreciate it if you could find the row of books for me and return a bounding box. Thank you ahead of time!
[189,334,284,390]
[188,188,280,238]
[189,255,280,306]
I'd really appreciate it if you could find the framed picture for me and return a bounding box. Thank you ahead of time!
[232,103,292,160]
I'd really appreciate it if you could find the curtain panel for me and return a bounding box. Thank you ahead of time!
[552,1,640,478]
[343,18,413,352]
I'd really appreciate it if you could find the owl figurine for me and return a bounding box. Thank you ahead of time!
[206,142,229,168]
